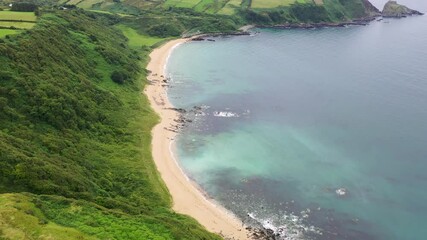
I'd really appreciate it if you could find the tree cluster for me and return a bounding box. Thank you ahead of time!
[11,2,38,12]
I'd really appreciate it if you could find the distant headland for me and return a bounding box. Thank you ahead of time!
[382,1,424,18]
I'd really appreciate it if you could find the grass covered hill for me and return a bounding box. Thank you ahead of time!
[0,0,380,24]
[91,0,380,24]
[0,9,220,239]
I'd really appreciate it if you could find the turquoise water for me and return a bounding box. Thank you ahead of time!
[167,4,427,240]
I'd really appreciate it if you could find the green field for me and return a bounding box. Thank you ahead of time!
[66,0,84,5]
[176,0,200,8]
[217,0,242,14]
[163,0,187,8]
[163,0,236,14]
[116,24,165,47]
[0,28,21,38]
[0,21,35,29]
[77,0,105,9]
[87,9,131,16]
[192,0,213,11]
[0,11,37,21]
[0,10,37,34]
[251,0,307,9]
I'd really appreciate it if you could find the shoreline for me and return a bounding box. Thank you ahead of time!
[145,38,251,239]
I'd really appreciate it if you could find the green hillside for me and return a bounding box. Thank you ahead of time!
[0,0,379,22]
[0,10,220,240]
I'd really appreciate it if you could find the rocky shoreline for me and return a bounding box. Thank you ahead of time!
[188,1,422,38]
[259,16,378,30]
[189,16,380,40]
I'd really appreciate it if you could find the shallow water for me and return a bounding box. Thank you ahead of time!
[167,4,427,239]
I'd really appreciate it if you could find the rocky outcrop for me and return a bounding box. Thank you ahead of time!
[362,0,381,17]
[382,1,424,18]
[258,17,376,30]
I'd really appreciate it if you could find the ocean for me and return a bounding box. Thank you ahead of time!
[166,1,427,239]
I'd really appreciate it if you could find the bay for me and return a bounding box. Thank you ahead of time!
[167,4,427,239]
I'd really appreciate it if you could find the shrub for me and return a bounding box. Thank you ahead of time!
[111,70,128,84]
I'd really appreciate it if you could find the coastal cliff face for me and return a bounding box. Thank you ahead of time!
[382,1,424,18]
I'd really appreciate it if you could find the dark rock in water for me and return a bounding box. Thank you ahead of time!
[192,37,205,41]
[382,1,424,18]
[168,107,186,113]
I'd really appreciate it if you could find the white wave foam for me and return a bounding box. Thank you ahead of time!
[213,111,239,117]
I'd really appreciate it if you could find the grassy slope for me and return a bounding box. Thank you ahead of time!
[0,29,21,38]
[0,21,35,29]
[116,24,165,47]
[0,10,220,240]
[0,193,96,239]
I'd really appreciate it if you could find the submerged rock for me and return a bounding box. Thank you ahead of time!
[382,1,423,18]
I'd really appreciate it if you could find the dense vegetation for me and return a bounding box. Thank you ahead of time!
[11,2,38,12]
[121,8,242,37]
[0,9,220,239]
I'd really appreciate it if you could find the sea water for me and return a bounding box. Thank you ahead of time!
[167,1,427,239]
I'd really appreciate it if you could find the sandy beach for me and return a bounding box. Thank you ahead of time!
[145,38,251,239]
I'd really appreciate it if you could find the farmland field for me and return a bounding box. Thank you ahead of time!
[0,21,35,29]
[163,0,186,8]
[217,0,242,14]
[65,0,84,6]
[205,0,228,13]
[77,0,105,9]
[251,0,308,9]
[175,0,201,8]
[163,0,234,13]
[0,29,21,38]
[0,10,37,34]
[0,11,37,21]
[193,0,214,12]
